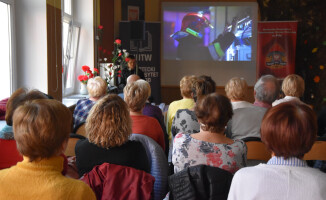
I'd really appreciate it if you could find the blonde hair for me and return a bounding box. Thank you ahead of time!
[124,79,151,112]
[180,75,196,98]
[281,74,305,97]
[13,99,72,162]
[86,94,132,149]
[87,76,107,98]
[225,77,248,101]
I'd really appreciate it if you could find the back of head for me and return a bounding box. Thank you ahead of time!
[6,88,48,126]
[192,76,216,102]
[254,75,280,105]
[87,76,107,98]
[261,101,316,158]
[127,74,140,84]
[180,75,197,98]
[225,77,248,101]
[86,94,132,149]
[13,99,72,162]
[124,79,151,112]
[281,74,305,97]
[195,93,233,133]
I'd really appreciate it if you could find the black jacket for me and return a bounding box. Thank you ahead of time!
[168,165,233,200]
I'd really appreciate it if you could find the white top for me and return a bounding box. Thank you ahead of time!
[228,157,326,200]
[231,101,254,110]
[272,96,301,107]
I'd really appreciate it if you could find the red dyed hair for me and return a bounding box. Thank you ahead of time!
[261,101,317,158]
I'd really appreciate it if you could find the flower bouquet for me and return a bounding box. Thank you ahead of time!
[77,65,99,84]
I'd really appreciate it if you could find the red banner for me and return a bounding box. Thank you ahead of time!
[257,21,298,79]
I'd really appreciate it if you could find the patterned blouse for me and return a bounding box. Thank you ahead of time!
[172,133,247,174]
[171,109,200,136]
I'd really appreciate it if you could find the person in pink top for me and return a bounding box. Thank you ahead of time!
[124,80,165,150]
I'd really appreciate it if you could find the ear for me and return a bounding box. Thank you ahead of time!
[60,138,69,154]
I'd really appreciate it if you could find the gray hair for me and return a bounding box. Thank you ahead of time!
[254,75,280,104]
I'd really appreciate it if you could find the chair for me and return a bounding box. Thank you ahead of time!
[130,133,169,200]
[304,140,326,160]
[74,123,87,138]
[0,139,23,169]
[244,138,271,162]
[64,134,85,157]
[81,163,155,200]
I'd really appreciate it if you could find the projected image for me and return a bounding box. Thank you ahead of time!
[163,5,253,61]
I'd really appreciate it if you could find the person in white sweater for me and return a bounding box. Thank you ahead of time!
[228,101,326,200]
[272,74,305,106]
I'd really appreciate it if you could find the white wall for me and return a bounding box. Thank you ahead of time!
[15,0,47,93]
[74,0,94,94]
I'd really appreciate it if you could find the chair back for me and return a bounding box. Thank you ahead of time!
[0,139,23,169]
[81,163,154,200]
[64,134,85,157]
[245,140,271,162]
[130,133,169,200]
[304,141,326,160]
[74,123,87,137]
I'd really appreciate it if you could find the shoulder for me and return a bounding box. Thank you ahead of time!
[62,178,96,199]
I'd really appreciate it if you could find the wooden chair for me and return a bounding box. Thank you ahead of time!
[245,140,271,162]
[75,123,87,138]
[303,141,326,161]
[64,134,86,157]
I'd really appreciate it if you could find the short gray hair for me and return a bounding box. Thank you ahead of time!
[87,76,107,98]
[254,75,280,104]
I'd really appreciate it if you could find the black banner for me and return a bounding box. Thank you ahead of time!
[119,22,161,104]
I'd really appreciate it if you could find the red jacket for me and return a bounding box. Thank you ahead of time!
[81,163,155,200]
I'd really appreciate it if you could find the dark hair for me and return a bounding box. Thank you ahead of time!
[261,101,317,159]
[6,88,48,126]
[192,76,216,102]
[127,55,136,60]
[195,93,233,133]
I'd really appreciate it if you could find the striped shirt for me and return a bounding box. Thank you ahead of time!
[267,156,307,167]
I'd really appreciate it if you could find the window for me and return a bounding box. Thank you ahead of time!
[0,0,15,100]
[62,0,80,96]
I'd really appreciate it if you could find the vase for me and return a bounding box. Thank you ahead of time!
[80,83,88,95]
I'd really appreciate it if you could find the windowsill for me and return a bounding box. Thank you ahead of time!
[62,94,89,107]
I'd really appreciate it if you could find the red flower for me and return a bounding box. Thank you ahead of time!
[94,68,99,74]
[82,75,89,81]
[115,39,121,44]
[78,75,84,81]
[103,49,107,54]
[109,64,113,68]
[89,73,94,79]
[98,25,103,30]
[118,53,122,57]
[117,74,121,77]
[98,46,103,51]
[125,58,130,62]
[109,71,112,76]
[82,65,90,72]
[118,70,122,74]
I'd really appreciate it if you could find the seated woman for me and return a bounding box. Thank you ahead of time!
[75,94,150,177]
[0,99,95,199]
[172,93,247,174]
[0,88,48,169]
[171,75,216,136]
[73,76,107,129]
[228,102,326,199]
[124,80,165,150]
[225,77,253,110]
[272,74,305,106]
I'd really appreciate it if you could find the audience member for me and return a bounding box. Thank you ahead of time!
[0,99,96,199]
[226,74,280,139]
[75,94,150,177]
[124,80,165,150]
[228,102,326,200]
[171,75,216,136]
[166,75,197,142]
[172,93,247,174]
[0,88,48,169]
[225,77,253,109]
[73,77,107,130]
[272,74,305,106]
